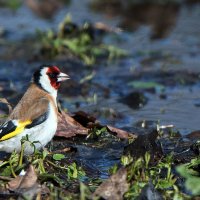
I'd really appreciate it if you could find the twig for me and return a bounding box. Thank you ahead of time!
[0,175,13,181]
[46,160,67,170]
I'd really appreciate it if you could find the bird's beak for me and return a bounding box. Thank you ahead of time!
[57,72,70,82]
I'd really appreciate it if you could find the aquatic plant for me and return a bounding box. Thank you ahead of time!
[37,15,127,65]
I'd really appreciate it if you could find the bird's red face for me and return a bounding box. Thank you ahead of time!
[46,66,69,90]
[33,65,69,94]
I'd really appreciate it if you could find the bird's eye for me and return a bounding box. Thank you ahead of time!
[48,73,57,79]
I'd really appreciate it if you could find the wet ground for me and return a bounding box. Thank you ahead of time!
[0,0,200,191]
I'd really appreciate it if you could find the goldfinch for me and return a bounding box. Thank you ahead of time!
[0,65,69,154]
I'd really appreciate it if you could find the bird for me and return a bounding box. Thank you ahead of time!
[0,65,69,154]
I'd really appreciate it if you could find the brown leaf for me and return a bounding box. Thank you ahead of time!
[6,165,49,199]
[18,165,38,189]
[7,165,37,191]
[107,125,137,139]
[55,110,89,138]
[92,168,129,200]
[56,110,138,140]
[7,176,23,191]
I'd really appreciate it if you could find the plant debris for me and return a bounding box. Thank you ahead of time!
[107,125,137,139]
[92,168,129,200]
[6,165,49,199]
[56,110,89,138]
[7,165,38,191]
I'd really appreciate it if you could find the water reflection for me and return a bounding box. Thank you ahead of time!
[90,1,200,39]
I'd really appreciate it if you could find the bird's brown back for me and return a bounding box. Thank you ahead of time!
[9,83,57,122]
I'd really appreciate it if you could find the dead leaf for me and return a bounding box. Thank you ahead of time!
[7,165,37,191]
[56,110,89,138]
[0,176,13,181]
[56,110,138,140]
[107,125,137,139]
[18,165,38,189]
[92,168,129,200]
[7,176,23,191]
[7,165,49,199]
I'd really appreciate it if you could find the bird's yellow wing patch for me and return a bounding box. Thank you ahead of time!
[0,120,31,141]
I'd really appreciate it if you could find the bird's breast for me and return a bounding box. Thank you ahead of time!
[26,101,58,148]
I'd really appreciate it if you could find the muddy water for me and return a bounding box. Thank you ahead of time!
[0,1,200,179]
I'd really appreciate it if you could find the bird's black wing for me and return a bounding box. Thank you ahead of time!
[0,120,18,140]
[0,111,49,141]
[26,112,48,129]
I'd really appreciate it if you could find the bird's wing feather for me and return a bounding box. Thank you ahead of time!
[26,112,48,129]
[10,94,50,122]
[0,120,31,141]
[0,97,50,141]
